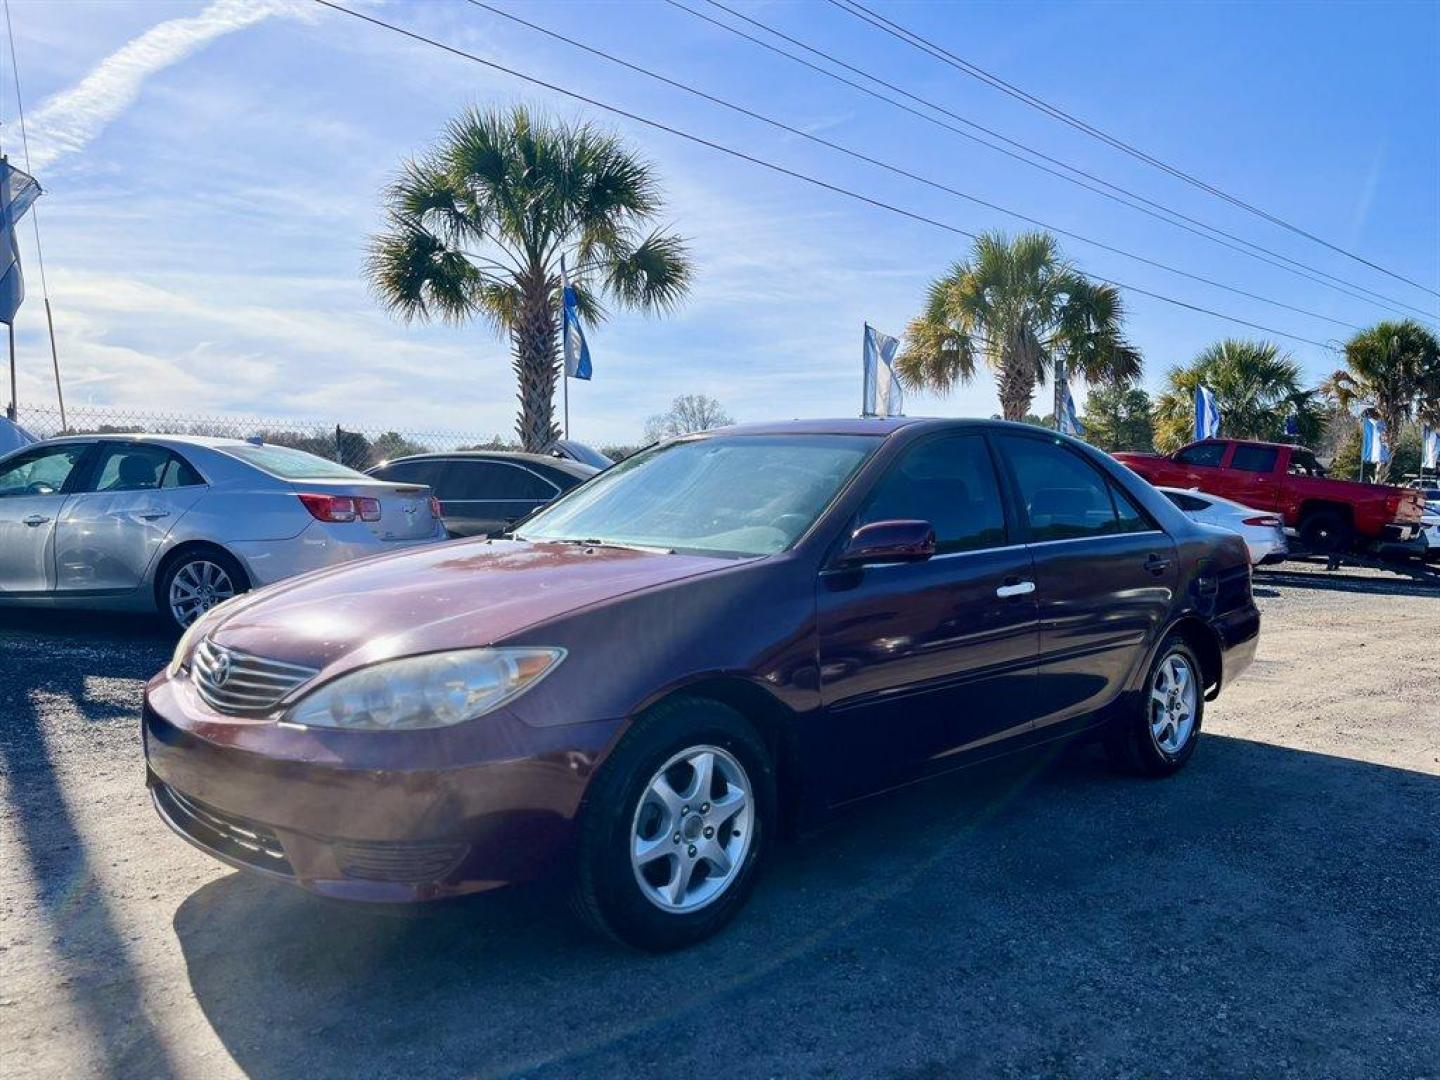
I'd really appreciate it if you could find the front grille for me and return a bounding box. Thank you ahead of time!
[192,638,317,716]
[153,782,294,876]
[334,840,468,884]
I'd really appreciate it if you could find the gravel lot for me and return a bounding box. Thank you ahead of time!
[2,562,1437,1079]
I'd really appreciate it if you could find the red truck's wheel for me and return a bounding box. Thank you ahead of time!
[1299,510,1352,554]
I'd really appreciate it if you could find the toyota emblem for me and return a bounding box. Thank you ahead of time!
[211,650,233,687]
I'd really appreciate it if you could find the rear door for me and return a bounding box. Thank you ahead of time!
[1225,443,1283,512]
[817,432,1041,802]
[994,433,1178,734]
[437,460,562,537]
[54,442,208,593]
[0,442,92,593]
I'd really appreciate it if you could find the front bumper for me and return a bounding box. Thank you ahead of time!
[142,675,616,902]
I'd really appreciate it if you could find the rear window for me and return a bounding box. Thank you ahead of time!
[221,444,369,480]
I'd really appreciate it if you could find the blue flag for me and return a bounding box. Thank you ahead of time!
[1195,385,1220,441]
[1059,378,1084,437]
[1361,417,1388,465]
[1423,426,1438,471]
[0,160,41,327]
[862,323,903,417]
[560,256,591,381]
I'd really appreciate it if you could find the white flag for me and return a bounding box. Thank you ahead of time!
[862,324,903,418]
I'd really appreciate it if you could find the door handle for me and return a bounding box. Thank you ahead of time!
[22,514,51,527]
[1144,554,1173,575]
[995,580,1036,598]
[138,510,171,521]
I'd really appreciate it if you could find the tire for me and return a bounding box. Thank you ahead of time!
[1299,510,1352,555]
[1105,634,1204,778]
[156,548,249,633]
[571,695,775,951]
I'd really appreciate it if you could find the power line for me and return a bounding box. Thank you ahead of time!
[468,0,1361,331]
[831,0,1440,300]
[676,0,1436,324]
[309,0,1338,351]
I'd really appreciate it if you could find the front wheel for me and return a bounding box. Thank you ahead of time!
[571,696,775,951]
[1106,634,1204,777]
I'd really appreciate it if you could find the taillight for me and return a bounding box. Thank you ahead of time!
[298,494,382,523]
[428,496,442,519]
[1242,515,1282,527]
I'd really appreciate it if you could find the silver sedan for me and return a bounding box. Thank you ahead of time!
[0,434,446,630]
[1158,486,1288,565]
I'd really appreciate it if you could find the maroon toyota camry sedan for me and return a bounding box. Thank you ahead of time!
[144,418,1259,950]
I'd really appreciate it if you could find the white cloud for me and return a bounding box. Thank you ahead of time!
[27,0,315,171]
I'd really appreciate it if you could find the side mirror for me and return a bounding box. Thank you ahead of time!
[838,519,937,567]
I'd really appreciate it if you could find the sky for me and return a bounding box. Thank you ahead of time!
[5,0,1438,446]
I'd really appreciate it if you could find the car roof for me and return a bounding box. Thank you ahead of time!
[698,416,1034,437]
[376,450,598,478]
[23,432,259,450]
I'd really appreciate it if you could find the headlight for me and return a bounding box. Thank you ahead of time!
[167,617,211,679]
[282,647,565,731]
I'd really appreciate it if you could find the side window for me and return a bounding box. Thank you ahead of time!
[445,462,558,501]
[1163,490,1209,513]
[860,434,1006,554]
[373,459,448,489]
[159,452,205,488]
[1287,450,1325,477]
[1174,442,1227,468]
[91,444,172,492]
[999,435,1126,542]
[1230,445,1278,473]
[0,444,89,497]
[1109,483,1154,533]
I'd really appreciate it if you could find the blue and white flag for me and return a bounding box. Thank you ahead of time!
[1058,378,1084,437]
[1361,417,1389,465]
[1423,426,1438,471]
[1284,412,1300,438]
[0,159,41,327]
[862,323,903,417]
[1194,385,1220,441]
[560,256,591,381]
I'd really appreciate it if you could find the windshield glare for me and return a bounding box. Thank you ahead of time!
[517,434,879,557]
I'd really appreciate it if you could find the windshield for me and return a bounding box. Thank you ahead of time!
[517,434,879,557]
[221,443,371,480]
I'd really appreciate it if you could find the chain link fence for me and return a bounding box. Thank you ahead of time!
[16,404,516,471]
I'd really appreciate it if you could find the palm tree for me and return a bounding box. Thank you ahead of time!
[1322,320,1439,482]
[367,106,693,451]
[1152,339,1318,452]
[896,231,1141,422]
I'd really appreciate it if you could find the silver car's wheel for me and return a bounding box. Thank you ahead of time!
[168,559,238,628]
[630,745,754,914]
[1149,651,1198,756]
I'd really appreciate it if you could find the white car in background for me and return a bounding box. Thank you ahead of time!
[1158,486,1288,565]
[0,435,446,630]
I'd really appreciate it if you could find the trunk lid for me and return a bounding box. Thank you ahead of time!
[291,478,439,541]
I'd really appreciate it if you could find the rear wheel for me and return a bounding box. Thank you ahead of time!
[572,696,774,951]
[1106,634,1203,777]
[157,549,249,633]
[1299,509,1352,554]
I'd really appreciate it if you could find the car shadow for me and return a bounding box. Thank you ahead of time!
[1256,566,1439,598]
[171,735,1439,1080]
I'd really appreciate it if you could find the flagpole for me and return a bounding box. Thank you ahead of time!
[563,369,569,440]
[6,322,14,422]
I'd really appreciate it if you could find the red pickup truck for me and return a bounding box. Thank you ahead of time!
[1113,439,1427,553]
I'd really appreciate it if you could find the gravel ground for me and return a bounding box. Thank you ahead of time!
[2,562,1437,1079]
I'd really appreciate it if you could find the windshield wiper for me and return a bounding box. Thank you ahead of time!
[535,536,675,555]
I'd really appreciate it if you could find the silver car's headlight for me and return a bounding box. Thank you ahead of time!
[282,648,565,731]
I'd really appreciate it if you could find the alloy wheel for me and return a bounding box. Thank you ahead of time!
[630,745,753,914]
[169,560,237,628]
[1149,652,1198,756]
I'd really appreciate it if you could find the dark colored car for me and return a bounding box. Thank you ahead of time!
[145,419,1259,950]
[367,451,596,537]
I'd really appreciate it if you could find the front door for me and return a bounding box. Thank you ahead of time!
[54,443,207,593]
[817,433,1041,803]
[0,442,92,594]
[994,433,1178,731]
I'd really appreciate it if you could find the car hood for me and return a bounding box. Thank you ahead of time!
[206,539,737,674]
